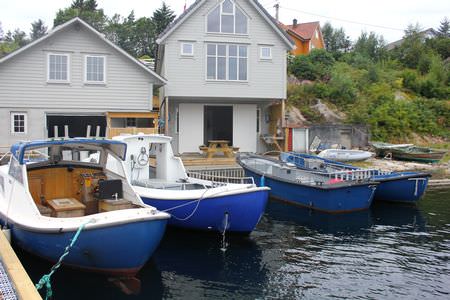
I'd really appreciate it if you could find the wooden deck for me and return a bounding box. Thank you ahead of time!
[0,231,42,300]
[180,153,238,166]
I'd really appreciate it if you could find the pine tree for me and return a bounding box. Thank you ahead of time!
[30,19,48,40]
[150,2,175,58]
[436,17,449,38]
[151,2,175,36]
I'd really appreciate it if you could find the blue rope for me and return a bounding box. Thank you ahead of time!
[36,219,93,299]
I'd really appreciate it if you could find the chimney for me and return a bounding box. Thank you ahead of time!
[293,19,298,28]
[274,3,280,21]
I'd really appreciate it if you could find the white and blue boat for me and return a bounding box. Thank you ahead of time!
[0,138,169,277]
[280,152,431,203]
[113,134,269,234]
[237,154,378,213]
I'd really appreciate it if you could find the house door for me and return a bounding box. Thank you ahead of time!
[233,104,257,152]
[204,106,233,145]
[293,128,309,153]
[179,103,204,153]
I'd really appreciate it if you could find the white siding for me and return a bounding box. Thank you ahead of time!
[161,0,289,100]
[233,104,257,152]
[0,25,154,111]
[178,103,204,153]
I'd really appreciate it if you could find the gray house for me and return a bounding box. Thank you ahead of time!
[156,0,294,154]
[0,17,166,152]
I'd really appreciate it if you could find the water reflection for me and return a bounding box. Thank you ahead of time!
[153,228,268,299]
[264,199,373,235]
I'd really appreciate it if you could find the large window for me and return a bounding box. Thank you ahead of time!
[48,53,69,82]
[85,55,106,83]
[11,112,27,134]
[207,0,248,34]
[206,44,247,81]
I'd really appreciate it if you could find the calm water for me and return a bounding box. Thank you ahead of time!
[17,189,450,299]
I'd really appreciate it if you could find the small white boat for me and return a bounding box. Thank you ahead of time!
[0,138,169,277]
[112,134,270,233]
[317,149,374,162]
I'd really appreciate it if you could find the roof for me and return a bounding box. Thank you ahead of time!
[11,138,127,164]
[0,17,167,86]
[283,21,321,41]
[156,0,294,48]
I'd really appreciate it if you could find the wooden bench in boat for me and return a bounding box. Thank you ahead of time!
[47,198,86,218]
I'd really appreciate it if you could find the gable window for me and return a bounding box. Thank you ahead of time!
[260,46,272,60]
[85,55,106,83]
[11,112,27,134]
[48,53,69,82]
[181,42,194,56]
[206,43,247,81]
[207,0,248,34]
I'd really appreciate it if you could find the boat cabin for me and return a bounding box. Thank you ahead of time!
[8,139,143,218]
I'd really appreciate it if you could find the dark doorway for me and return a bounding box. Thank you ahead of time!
[47,115,106,138]
[204,106,233,145]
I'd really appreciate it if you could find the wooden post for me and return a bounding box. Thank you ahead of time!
[164,96,169,135]
[281,99,289,151]
[95,126,100,138]
[86,125,91,138]
[64,125,69,138]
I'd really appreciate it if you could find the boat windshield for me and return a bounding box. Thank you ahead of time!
[23,146,101,166]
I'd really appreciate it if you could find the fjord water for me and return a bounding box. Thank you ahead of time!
[19,189,450,299]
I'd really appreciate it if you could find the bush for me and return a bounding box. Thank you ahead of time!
[288,49,335,81]
[401,70,420,92]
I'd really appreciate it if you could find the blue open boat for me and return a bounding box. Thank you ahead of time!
[237,154,378,213]
[113,134,269,234]
[0,138,169,277]
[280,152,431,203]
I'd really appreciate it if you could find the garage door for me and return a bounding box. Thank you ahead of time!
[47,115,106,138]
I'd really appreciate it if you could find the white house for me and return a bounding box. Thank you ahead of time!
[156,0,295,154]
[0,17,166,152]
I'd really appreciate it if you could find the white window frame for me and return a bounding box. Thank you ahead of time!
[47,53,70,83]
[206,0,248,35]
[84,55,106,84]
[260,46,272,60]
[10,112,27,135]
[205,43,248,82]
[180,42,194,56]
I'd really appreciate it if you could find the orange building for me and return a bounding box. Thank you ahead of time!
[282,20,325,55]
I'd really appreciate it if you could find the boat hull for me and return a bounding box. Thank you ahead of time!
[140,190,269,233]
[281,152,431,204]
[9,219,167,277]
[243,169,376,213]
[373,173,430,203]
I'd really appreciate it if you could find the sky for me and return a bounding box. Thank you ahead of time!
[0,0,449,43]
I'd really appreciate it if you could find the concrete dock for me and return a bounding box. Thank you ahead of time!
[0,231,41,300]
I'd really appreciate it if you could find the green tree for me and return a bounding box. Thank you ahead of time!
[353,31,387,62]
[54,0,107,31]
[150,2,175,58]
[289,49,335,81]
[436,17,450,38]
[321,22,351,59]
[30,19,48,40]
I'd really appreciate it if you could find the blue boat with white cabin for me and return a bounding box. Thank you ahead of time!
[113,134,269,234]
[280,152,431,203]
[237,154,378,213]
[0,138,169,277]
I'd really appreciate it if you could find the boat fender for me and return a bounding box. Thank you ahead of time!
[327,178,344,184]
[260,175,265,187]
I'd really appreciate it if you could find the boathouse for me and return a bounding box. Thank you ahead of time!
[0,17,166,152]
